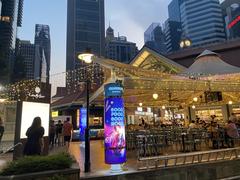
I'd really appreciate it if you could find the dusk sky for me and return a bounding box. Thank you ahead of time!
[19,0,172,75]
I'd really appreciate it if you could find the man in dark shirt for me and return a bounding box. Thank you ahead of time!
[55,120,63,146]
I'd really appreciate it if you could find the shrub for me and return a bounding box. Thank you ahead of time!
[0,153,74,176]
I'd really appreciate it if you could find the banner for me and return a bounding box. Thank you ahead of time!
[104,97,126,164]
[79,108,87,141]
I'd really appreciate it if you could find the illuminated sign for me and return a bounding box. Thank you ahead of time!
[51,111,58,117]
[104,97,126,164]
[79,108,87,141]
[104,83,123,97]
[228,16,240,29]
[20,102,50,139]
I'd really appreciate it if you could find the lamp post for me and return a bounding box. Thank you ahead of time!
[78,52,94,173]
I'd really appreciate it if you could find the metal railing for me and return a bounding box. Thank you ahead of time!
[138,147,240,170]
[0,142,22,155]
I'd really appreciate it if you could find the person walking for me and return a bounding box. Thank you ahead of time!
[0,117,4,146]
[23,117,45,156]
[63,118,73,150]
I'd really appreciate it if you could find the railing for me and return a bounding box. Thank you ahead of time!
[138,147,240,170]
[0,142,22,155]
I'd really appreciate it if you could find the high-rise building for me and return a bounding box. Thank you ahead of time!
[66,0,105,71]
[34,24,51,83]
[18,40,35,79]
[144,23,167,54]
[144,23,161,43]
[0,0,2,16]
[105,26,138,63]
[221,0,240,39]
[180,0,226,47]
[164,19,182,53]
[0,0,23,84]
[168,0,182,22]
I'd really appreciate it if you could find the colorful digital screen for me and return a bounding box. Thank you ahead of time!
[104,97,126,164]
[79,108,87,141]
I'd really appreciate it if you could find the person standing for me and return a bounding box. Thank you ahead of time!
[49,121,55,148]
[225,120,239,148]
[23,117,45,156]
[63,118,73,150]
[55,120,63,146]
[0,117,4,145]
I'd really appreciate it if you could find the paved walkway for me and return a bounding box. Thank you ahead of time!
[0,140,239,178]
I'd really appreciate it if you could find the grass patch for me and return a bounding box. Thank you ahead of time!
[0,153,74,176]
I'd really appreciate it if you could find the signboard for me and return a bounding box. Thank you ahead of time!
[51,111,58,118]
[104,97,126,164]
[79,108,87,141]
[228,16,240,29]
[20,101,50,139]
[104,83,123,97]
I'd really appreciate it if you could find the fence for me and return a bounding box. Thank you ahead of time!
[137,147,240,170]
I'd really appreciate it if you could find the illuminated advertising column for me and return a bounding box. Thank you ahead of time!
[79,108,87,141]
[104,83,126,165]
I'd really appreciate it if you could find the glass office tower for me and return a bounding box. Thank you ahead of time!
[66,0,105,71]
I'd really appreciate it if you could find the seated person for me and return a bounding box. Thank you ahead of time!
[189,120,197,129]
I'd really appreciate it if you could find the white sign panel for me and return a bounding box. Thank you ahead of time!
[20,101,50,139]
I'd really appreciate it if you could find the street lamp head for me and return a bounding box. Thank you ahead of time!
[192,105,196,109]
[139,103,143,107]
[162,105,166,110]
[228,101,233,105]
[78,53,94,64]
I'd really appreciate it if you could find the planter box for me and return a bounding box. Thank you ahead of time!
[0,168,80,180]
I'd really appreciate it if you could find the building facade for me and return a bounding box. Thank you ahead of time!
[105,26,138,63]
[221,0,240,39]
[0,0,2,16]
[144,23,167,54]
[180,0,226,47]
[18,40,35,79]
[144,23,161,43]
[66,0,105,71]
[34,24,51,83]
[168,0,182,22]
[164,19,182,53]
[0,0,23,84]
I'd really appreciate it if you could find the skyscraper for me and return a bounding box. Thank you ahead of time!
[0,0,23,84]
[34,24,51,83]
[66,0,105,71]
[221,0,240,39]
[168,0,182,22]
[180,0,226,47]
[0,0,2,16]
[164,19,182,53]
[105,26,138,63]
[18,40,35,80]
[144,23,167,54]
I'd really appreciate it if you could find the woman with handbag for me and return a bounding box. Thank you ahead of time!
[23,117,45,156]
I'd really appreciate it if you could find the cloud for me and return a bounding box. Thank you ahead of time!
[106,0,171,48]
